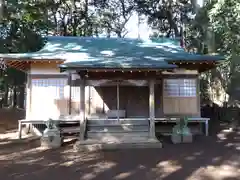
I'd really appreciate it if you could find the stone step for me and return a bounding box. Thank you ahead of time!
[74,138,162,152]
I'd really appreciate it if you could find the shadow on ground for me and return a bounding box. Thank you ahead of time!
[0,108,239,180]
[0,126,239,180]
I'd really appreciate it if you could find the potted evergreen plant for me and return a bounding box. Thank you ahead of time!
[181,116,193,143]
[171,117,184,144]
[171,116,193,144]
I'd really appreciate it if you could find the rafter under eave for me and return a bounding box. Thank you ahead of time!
[4,59,64,72]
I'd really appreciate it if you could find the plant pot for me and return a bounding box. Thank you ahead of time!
[41,128,63,148]
[182,134,193,143]
[171,134,182,144]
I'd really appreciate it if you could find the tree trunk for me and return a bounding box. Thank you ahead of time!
[13,86,17,107]
[166,10,180,37]
[18,86,25,109]
[0,0,5,22]
[83,0,89,36]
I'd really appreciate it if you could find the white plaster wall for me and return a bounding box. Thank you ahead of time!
[28,62,69,119]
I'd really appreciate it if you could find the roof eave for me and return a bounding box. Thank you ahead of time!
[58,64,179,72]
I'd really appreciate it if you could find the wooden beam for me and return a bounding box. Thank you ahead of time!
[6,61,30,72]
[170,62,217,73]
[5,59,64,72]
[85,71,163,80]
[15,62,28,70]
[30,74,68,79]
[7,61,17,66]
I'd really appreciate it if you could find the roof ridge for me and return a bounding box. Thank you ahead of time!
[46,36,182,44]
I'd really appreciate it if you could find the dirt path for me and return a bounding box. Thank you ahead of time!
[0,131,239,180]
[0,108,239,180]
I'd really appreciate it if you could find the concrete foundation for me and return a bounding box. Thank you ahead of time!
[41,129,63,148]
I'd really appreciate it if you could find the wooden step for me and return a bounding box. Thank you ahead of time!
[87,119,149,126]
[87,125,149,132]
[88,129,149,133]
[74,138,162,152]
[61,127,80,133]
[87,131,150,140]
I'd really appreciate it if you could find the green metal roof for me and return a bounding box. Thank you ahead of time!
[0,36,225,69]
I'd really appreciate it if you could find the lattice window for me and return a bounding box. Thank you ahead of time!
[179,79,196,97]
[31,78,68,99]
[163,79,180,97]
[164,79,196,97]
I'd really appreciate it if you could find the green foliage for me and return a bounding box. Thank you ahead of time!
[172,117,190,135]
[0,0,137,100]
[136,0,240,104]
[95,0,136,37]
[135,0,195,38]
[0,0,45,98]
[209,0,240,55]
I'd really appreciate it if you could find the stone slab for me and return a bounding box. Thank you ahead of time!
[73,138,162,152]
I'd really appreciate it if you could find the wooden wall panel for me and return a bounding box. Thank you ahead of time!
[119,86,149,118]
[178,98,198,115]
[163,97,179,114]
[87,85,149,118]
[163,97,199,115]
[162,77,200,116]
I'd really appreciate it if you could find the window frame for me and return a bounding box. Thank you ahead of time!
[163,78,197,98]
[31,78,68,99]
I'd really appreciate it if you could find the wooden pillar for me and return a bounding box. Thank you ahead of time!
[196,75,201,117]
[68,73,72,115]
[149,79,155,139]
[23,73,32,137]
[25,73,31,119]
[117,81,120,121]
[79,79,86,140]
